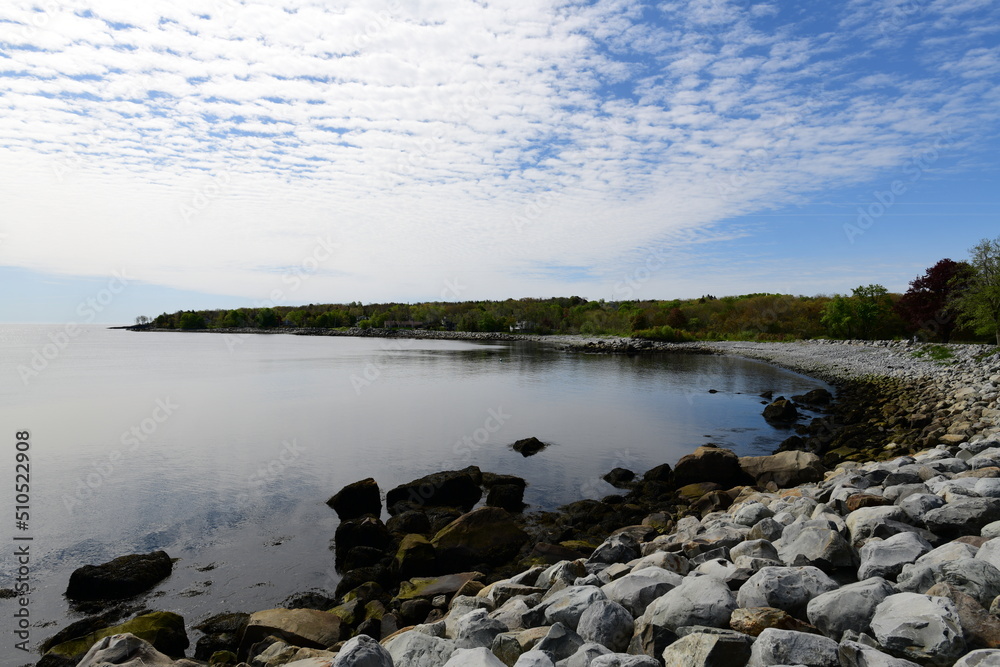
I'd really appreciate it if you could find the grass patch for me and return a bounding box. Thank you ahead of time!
[911,344,955,363]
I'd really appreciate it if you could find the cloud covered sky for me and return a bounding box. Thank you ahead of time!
[0,0,998,322]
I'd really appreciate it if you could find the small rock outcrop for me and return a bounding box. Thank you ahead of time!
[327,477,382,520]
[65,551,173,601]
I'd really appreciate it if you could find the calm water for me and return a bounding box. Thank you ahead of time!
[0,325,830,653]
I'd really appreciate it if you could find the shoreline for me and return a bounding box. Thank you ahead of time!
[52,336,1000,666]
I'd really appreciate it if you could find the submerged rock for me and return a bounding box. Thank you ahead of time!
[65,551,173,601]
[512,437,548,457]
[327,478,382,521]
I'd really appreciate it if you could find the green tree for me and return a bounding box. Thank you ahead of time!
[256,308,280,328]
[821,285,892,340]
[179,312,206,330]
[956,237,1000,345]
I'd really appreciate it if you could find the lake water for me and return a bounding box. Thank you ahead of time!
[0,324,831,653]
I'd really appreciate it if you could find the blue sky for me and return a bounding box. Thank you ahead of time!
[0,0,998,323]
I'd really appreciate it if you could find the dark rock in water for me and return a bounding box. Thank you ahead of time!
[776,435,807,453]
[482,472,527,491]
[42,611,188,663]
[674,445,751,488]
[386,510,431,535]
[487,483,526,512]
[643,463,673,483]
[327,478,382,521]
[395,534,437,579]
[763,398,799,422]
[342,545,391,572]
[603,468,636,488]
[334,516,394,567]
[760,391,774,400]
[386,467,483,514]
[431,507,529,571]
[66,551,173,601]
[512,437,548,456]
[335,565,392,599]
[425,506,465,533]
[792,388,834,405]
[280,591,339,611]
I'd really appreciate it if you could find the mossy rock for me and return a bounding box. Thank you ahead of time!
[559,539,599,554]
[431,507,528,571]
[676,482,723,501]
[395,534,436,579]
[393,572,482,602]
[364,600,386,622]
[328,599,361,627]
[65,551,173,601]
[210,650,238,665]
[45,611,188,662]
[341,581,384,606]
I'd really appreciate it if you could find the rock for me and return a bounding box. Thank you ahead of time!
[748,517,784,542]
[386,467,483,514]
[641,575,737,634]
[75,634,176,667]
[42,611,188,664]
[531,585,606,630]
[846,494,893,512]
[192,612,249,660]
[926,582,1000,651]
[492,627,550,665]
[603,468,636,488]
[534,622,586,662]
[731,539,779,563]
[384,629,456,667]
[729,607,819,636]
[590,656,659,667]
[747,628,838,667]
[897,558,1000,607]
[562,642,612,667]
[837,640,922,667]
[512,650,556,667]
[454,609,507,649]
[334,516,393,566]
[239,608,343,656]
[740,451,827,488]
[776,525,855,571]
[331,634,392,667]
[487,484,526,513]
[65,551,173,601]
[396,572,483,601]
[736,566,838,620]
[512,438,547,457]
[954,650,1000,666]
[731,502,774,527]
[923,497,1000,538]
[660,630,753,667]
[858,532,933,581]
[589,533,640,565]
[431,507,529,571]
[977,537,1000,570]
[327,478,382,521]
[442,646,507,667]
[762,398,798,423]
[577,599,634,653]
[395,534,437,579]
[845,506,909,545]
[674,445,750,488]
[387,510,432,535]
[806,577,894,641]
[601,569,683,617]
[795,388,833,405]
[870,593,966,665]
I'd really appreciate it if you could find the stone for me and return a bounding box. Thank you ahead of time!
[641,575,737,634]
[576,599,634,653]
[897,558,1000,607]
[869,593,966,665]
[534,623,586,662]
[977,537,1000,570]
[731,502,774,527]
[660,630,753,667]
[395,534,437,579]
[776,525,855,571]
[442,647,507,667]
[762,398,799,423]
[603,468,636,488]
[240,609,343,655]
[396,572,483,601]
[926,582,1000,651]
[331,635,392,667]
[746,628,838,667]
[590,656,659,667]
[43,612,189,664]
[487,484,526,513]
[740,451,826,488]
[589,533,640,564]
[383,629,457,667]
[513,650,556,667]
[806,577,894,641]
[454,609,507,649]
[533,585,606,630]
[845,506,909,545]
[387,510,432,535]
[954,650,1000,666]
[327,478,382,521]
[837,640,922,667]
[673,445,750,488]
[75,634,176,667]
[600,568,683,617]
[729,607,819,637]
[736,566,838,620]
[387,467,483,513]
[898,493,946,524]
[857,532,933,581]
[512,437,547,456]
[431,508,529,571]
[562,642,612,667]
[492,627,550,665]
[630,551,690,576]
[65,551,173,601]
[730,539,779,563]
[334,516,393,566]
[923,497,1000,538]
[748,518,784,542]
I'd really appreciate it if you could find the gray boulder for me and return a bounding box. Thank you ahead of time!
[442,647,507,667]
[746,628,838,667]
[896,557,1000,606]
[748,517,784,542]
[897,493,946,524]
[534,623,586,662]
[454,609,508,649]
[537,586,607,630]
[846,506,909,544]
[857,532,933,581]
[731,502,774,527]
[923,497,1000,538]
[384,629,457,667]
[601,569,683,617]
[560,642,612,667]
[75,634,175,667]
[805,577,894,641]
[589,533,640,565]
[590,655,660,667]
[976,537,1000,570]
[869,593,965,666]
[641,575,737,633]
[777,525,855,571]
[332,635,393,667]
[736,566,838,620]
[837,640,922,667]
[660,630,753,667]
[576,599,634,653]
[730,539,779,563]
[954,650,1000,666]
[513,651,556,667]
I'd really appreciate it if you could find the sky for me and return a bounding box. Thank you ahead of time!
[0,0,998,323]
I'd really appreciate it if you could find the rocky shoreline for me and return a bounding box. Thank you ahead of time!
[41,340,1000,667]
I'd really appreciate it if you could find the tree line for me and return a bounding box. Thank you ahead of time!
[150,236,1000,344]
